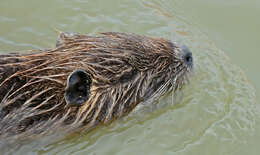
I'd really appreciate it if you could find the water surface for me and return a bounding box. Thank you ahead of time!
[0,0,259,154]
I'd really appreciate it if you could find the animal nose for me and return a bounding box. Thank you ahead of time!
[181,45,193,67]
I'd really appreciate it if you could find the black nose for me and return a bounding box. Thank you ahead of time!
[181,45,193,67]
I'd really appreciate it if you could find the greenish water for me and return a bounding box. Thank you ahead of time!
[0,0,259,154]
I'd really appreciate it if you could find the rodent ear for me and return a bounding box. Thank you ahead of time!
[64,69,92,106]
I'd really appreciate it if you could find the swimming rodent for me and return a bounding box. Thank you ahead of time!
[0,32,193,139]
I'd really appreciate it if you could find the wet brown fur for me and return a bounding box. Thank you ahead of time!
[0,32,190,139]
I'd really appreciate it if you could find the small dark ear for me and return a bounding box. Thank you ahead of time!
[65,69,92,106]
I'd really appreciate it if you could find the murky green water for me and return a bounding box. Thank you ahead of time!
[1,0,260,154]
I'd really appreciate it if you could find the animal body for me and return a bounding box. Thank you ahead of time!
[0,32,193,139]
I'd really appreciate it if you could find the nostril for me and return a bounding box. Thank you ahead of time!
[185,53,193,64]
[180,45,193,66]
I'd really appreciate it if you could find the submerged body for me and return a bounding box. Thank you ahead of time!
[0,32,193,139]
